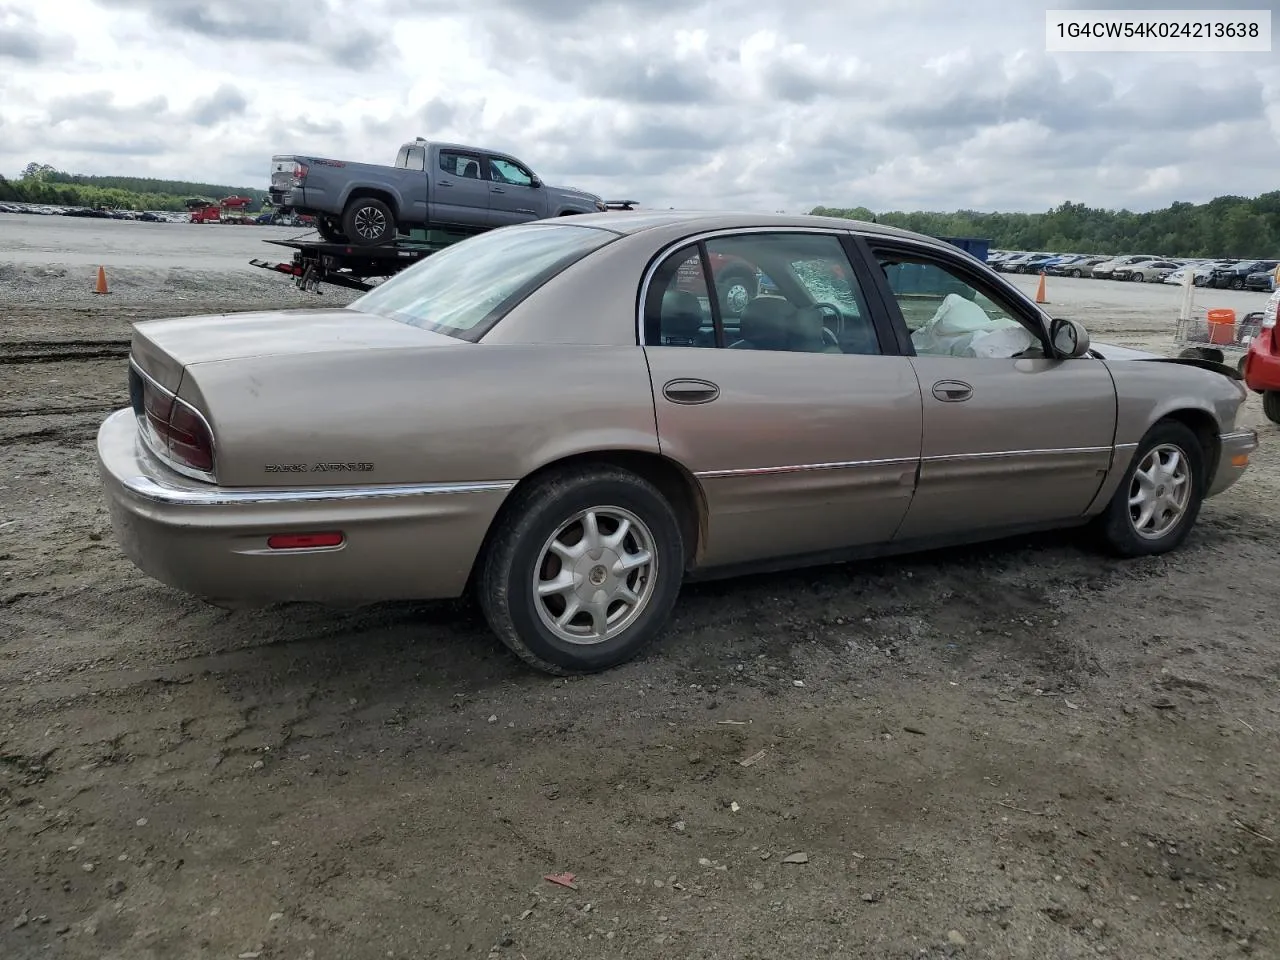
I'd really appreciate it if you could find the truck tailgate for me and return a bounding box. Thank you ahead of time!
[270,157,300,195]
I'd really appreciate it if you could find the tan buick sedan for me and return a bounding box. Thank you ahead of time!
[98,212,1258,674]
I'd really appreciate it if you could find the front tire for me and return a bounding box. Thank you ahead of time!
[1263,391,1280,424]
[717,270,757,318]
[341,197,395,245]
[477,467,686,674]
[1096,420,1205,558]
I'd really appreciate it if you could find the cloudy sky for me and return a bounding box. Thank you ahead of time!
[1,0,1277,213]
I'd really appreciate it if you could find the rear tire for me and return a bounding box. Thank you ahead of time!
[341,197,395,246]
[315,215,346,243]
[476,467,686,675]
[1264,391,1280,424]
[1095,420,1205,558]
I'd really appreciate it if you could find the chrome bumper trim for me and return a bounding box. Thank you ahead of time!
[1220,429,1259,451]
[119,475,516,507]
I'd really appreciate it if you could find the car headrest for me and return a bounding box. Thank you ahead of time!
[739,297,794,349]
[660,289,704,341]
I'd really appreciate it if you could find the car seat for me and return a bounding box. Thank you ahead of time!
[728,297,792,350]
[659,290,712,347]
[461,160,479,178]
[729,298,841,353]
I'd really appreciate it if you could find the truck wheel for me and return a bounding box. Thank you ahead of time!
[1264,391,1280,424]
[315,216,346,243]
[342,197,395,246]
[717,270,757,318]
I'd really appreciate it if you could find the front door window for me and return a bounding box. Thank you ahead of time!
[878,257,1041,359]
[489,158,534,186]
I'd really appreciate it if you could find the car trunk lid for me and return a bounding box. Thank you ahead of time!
[130,307,463,392]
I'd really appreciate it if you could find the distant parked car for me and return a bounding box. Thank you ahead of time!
[1210,260,1278,290]
[993,252,1035,272]
[1114,260,1181,282]
[1245,269,1277,292]
[1092,255,1162,280]
[1049,255,1109,278]
[1164,260,1234,286]
[996,253,1056,274]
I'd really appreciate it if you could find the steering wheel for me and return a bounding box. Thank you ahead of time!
[813,300,843,328]
[811,302,844,347]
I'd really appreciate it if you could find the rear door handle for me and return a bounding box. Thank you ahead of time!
[932,379,973,402]
[662,378,719,404]
[438,180,453,187]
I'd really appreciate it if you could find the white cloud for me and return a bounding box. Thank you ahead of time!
[0,0,1276,212]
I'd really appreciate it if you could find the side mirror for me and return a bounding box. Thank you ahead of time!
[1049,317,1091,358]
[530,175,542,188]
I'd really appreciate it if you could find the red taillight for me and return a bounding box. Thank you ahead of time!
[167,402,214,472]
[136,372,215,477]
[267,532,344,550]
[292,162,309,184]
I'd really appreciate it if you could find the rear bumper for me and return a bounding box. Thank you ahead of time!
[1206,429,1259,498]
[269,187,331,216]
[96,409,512,605]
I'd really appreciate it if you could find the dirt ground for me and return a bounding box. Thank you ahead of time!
[2,244,1279,959]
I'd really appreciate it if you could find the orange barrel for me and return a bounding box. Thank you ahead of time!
[1206,307,1236,345]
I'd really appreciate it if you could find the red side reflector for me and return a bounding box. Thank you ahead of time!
[266,532,344,550]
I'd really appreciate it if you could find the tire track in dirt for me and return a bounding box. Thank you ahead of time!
[0,403,120,419]
[0,340,130,364]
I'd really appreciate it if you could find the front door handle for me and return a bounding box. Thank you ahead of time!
[932,379,973,402]
[662,378,720,404]
[491,187,506,194]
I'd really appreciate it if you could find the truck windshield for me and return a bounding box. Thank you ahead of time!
[348,223,618,341]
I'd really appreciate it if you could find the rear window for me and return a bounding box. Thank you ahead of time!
[347,223,617,340]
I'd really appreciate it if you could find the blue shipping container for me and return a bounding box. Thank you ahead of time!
[936,235,990,263]
[882,235,992,297]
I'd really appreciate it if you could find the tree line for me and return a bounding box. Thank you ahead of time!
[0,163,268,212]
[812,193,1280,259]
[4,159,1278,255]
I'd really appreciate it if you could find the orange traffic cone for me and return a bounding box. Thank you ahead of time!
[93,266,110,295]
[1034,271,1048,304]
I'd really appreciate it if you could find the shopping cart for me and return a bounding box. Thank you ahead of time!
[1172,310,1264,375]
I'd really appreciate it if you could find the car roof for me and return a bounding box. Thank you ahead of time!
[558,209,944,246]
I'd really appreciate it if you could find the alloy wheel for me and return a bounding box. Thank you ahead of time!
[533,506,658,644]
[1128,443,1192,540]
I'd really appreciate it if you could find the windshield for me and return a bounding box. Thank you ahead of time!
[348,223,617,340]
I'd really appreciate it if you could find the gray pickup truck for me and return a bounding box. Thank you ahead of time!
[268,138,607,245]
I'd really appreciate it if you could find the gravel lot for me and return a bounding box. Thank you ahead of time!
[2,215,1278,960]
